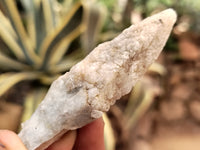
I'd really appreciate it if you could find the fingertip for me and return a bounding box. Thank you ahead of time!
[46,130,77,150]
[73,117,105,150]
[93,117,105,127]
[0,130,27,150]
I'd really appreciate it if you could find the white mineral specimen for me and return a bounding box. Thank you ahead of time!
[18,9,177,150]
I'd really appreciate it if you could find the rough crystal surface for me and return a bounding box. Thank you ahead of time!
[18,9,177,150]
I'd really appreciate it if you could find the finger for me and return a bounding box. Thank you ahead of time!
[46,130,76,150]
[73,117,105,150]
[0,130,27,150]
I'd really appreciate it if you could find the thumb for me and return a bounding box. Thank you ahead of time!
[46,130,77,150]
[0,130,27,150]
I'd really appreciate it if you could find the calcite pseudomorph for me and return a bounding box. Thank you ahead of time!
[18,9,177,150]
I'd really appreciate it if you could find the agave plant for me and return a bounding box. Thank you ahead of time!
[0,0,105,122]
[0,1,168,150]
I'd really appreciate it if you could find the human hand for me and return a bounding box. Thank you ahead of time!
[0,118,105,150]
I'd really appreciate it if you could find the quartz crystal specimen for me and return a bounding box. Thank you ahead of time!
[18,9,177,150]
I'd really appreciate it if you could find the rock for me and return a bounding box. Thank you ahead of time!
[169,67,182,85]
[131,140,152,150]
[18,9,177,150]
[184,70,196,81]
[171,84,192,101]
[160,100,186,121]
[179,38,200,61]
[189,100,200,122]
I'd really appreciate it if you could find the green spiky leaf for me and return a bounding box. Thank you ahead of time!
[0,72,41,97]
[39,2,84,69]
[0,51,30,71]
[1,0,40,65]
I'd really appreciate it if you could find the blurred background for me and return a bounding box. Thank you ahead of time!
[0,0,200,150]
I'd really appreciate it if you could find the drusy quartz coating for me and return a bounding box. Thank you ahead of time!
[18,9,177,150]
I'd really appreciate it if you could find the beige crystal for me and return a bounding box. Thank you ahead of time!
[18,9,177,150]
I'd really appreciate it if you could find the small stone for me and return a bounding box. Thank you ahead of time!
[189,100,200,122]
[184,70,196,80]
[160,100,186,121]
[171,84,192,101]
[179,38,200,61]
[169,70,182,85]
[131,140,152,150]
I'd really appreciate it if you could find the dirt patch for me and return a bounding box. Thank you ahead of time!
[152,134,200,150]
[110,35,200,150]
[128,47,200,150]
